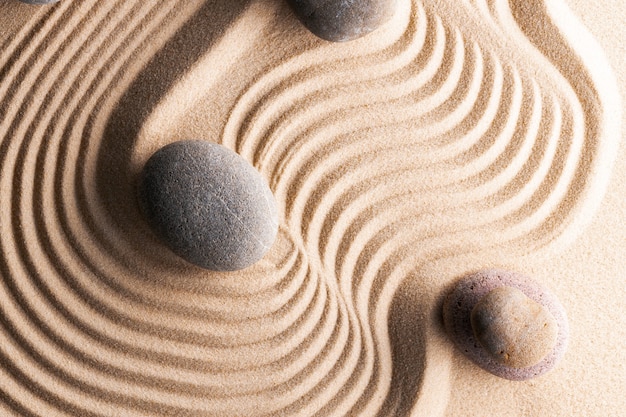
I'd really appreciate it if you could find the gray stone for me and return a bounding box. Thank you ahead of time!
[471,286,559,369]
[138,140,279,271]
[19,0,60,4]
[287,0,397,42]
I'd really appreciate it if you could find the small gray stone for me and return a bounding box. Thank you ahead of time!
[287,0,397,42]
[19,0,60,4]
[471,286,559,369]
[138,140,279,271]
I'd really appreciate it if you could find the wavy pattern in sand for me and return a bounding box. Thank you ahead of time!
[0,0,620,415]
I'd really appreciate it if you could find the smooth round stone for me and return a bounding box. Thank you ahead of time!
[471,286,559,369]
[286,0,397,42]
[19,0,60,4]
[138,140,279,271]
[443,269,569,380]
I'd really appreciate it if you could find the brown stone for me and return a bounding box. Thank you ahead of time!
[470,286,559,368]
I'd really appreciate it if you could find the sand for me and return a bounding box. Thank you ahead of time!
[0,0,624,415]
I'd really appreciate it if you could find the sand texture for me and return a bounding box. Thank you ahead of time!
[0,0,624,415]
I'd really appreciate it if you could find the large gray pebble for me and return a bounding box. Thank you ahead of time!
[287,0,397,42]
[138,140,279,271]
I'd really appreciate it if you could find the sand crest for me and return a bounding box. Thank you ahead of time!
[0,0,623,415]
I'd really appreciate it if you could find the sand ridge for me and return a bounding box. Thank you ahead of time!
[0,0,621,415]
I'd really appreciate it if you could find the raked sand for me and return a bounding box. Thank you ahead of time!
[0,0,624,415]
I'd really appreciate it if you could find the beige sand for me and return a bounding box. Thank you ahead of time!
[0,0,623,415]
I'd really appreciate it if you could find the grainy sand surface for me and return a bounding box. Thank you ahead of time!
[0,0,624,415]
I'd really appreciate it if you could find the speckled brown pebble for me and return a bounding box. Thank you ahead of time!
[471,286,559,368]
[287,0,397,42]
[443,269,569,380]
[138,140,279,271]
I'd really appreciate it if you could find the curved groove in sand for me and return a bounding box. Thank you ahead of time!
[0,0,620,415]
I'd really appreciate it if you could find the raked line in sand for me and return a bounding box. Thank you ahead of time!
[0,0,620,415]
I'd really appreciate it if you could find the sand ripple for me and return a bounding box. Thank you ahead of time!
[0,0,620,415]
